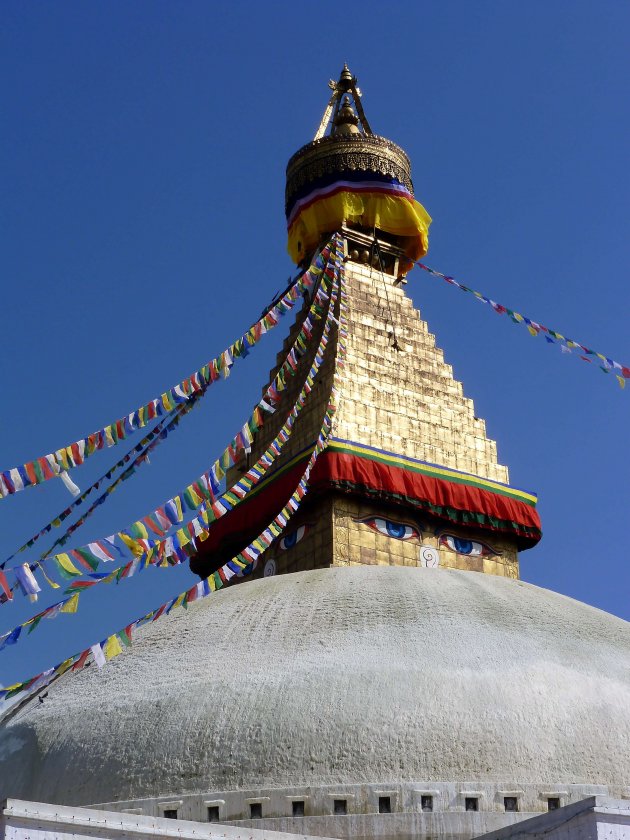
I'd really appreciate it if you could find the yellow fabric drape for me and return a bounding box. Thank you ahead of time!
[287,190,431,264]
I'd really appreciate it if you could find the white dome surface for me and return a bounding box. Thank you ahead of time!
[1,566,630,807]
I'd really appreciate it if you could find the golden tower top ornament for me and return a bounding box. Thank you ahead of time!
[285,65,431,267]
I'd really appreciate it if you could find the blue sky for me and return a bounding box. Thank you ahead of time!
[1,1,628,688]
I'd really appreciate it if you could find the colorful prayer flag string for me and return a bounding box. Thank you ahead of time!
[0,244,338,603]
[0,241,335,501]
[1,392,203,574]
[1,242,341,628]
[416,261,629,388]
[0,250,343,648]
[0,234,348,704]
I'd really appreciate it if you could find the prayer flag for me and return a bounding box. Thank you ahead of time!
[87,541,115,563]
[0,626,21,651]
[15,564,41,601]
[72,649,90,672]
[54,554,83,580]
[91,643,106,669]
[60,593,80,614]
[0,571,13,601]
[59,471,81,497]
[104,634,123,660]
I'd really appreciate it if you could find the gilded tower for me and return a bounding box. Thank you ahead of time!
[192,66,541,583]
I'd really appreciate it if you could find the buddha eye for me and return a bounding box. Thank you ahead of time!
[357,517,420,541]
[278,524,309,551]
[438,533,496,557]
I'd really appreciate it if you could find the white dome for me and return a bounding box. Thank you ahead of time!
[1,566,630,807]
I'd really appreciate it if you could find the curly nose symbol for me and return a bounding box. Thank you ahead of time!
[419,546,439,568]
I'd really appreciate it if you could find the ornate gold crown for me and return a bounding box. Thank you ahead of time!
[285,65,415,216]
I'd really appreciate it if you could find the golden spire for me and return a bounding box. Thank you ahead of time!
[314,64,373,140]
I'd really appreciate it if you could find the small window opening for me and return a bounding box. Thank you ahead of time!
[504,797,518,812]
[292,801,305,817]
[465,797,479,812]
[379,796,391,814]
[421,795,433,812]
[163,809,178,820]
[250,803,262,819]
[548,798,560,811]
[207,806,220,822]
[334,799,347,815]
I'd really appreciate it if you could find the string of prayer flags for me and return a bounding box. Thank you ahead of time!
[0,239,336,501]
[0,251,334,598]
[0,237,348,704]
[1,392,202,572]
[52,265,340,603]
[0,238,341,614]
[0,593,81,652]
[416,261,629,387]
[57,257,336,579]
[0,399,199,604]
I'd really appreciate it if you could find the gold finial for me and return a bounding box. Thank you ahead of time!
[314,65,373,141]
[333,95,360,135]
[338,63,354,92]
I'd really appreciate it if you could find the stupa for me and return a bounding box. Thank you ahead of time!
[1,66,630,840]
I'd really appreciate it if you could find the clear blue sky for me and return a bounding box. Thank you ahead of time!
[1,1,628,689]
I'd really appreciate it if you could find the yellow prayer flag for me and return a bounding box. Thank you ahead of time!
[37,562,60,589]
[56,657,75,676]
[119,532,144,557]
[187,486,202,507]
[617,376,626,389]
[55,448,70,470]
[60,593,80,614]
[56,553,81,577]
[134,522,149,540]
[527,326,538,337]
[172,593,186,610]
[176,528,190,547]
[104,634,123,660]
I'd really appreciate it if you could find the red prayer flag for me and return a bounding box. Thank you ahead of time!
[0,571,13,601]
[72,649,90,672]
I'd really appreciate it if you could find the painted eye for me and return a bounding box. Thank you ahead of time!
[278,525,309,551]
[359,517,420,541]
[438,534,496,557]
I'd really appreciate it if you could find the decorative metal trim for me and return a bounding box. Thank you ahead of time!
[286,134,414,210]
